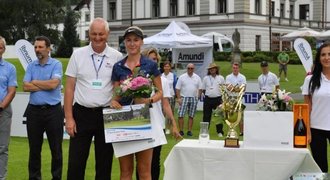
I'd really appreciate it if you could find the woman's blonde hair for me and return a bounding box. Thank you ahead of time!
[141,47,161,62]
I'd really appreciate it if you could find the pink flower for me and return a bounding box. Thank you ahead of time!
[284,95,292,102]
[130,76,150,90]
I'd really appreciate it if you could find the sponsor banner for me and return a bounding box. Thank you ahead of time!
[293,38,313,73]
[14,39,37,71]
[172,47,212,78]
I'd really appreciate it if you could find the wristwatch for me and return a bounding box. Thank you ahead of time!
[149,98,154,104]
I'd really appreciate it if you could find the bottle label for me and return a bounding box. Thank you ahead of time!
[294,136,307,146]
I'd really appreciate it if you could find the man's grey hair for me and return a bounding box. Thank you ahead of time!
[89,17,110,32]
[0,36,6,47]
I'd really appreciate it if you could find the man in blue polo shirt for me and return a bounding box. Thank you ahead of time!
[0,35,17,180]
[23,36,63,180]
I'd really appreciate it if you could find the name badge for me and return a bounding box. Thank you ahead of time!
[92,79,103,89]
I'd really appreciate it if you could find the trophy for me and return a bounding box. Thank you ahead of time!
[219,84,245,148]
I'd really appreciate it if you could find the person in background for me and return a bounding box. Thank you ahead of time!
[64,18,122,179]
[258,61,279,95]
[139,47,181,180]
[110,26,165,180]
[0,36,17,180]
[277,51,290,81]
[202,63,225,137]
[302,42,330,172]
[225,62,246,136]
[161,61,177,134]
[23,36,63,180]
[176,63,202,137]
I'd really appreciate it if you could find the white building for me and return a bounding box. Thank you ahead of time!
[76,0,330,51]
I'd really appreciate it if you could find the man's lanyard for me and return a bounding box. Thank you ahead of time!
[91,55,105,79]
[209,76,215,87]
[262,74,268,88]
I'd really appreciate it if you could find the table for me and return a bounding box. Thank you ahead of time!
[164,140,321,180]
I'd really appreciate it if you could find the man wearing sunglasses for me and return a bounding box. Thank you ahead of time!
[176,63,202,137]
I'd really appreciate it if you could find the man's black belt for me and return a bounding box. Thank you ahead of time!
[205,96,221,99]
[29,102,61,109]
[74,103,104,111]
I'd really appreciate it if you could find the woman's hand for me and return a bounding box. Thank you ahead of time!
[110,99,122,109]
[171,125,183,141]
[307,127,312,144]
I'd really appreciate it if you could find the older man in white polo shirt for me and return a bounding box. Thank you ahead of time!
[176,63,202,136]
[258,61,279,95]
[64,18,123,180]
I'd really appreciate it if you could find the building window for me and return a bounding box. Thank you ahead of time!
[108,1,116,20]
[187,0,195,15]
[299,4,309,20]
[85,30,89,40]
[256,35,261,51]
[218,0,227,14]
[152,0,160,17]
[289,5,294,19]
[85,13,90,22]
[271,1,275,16]
[280,3,284,18]
[255,0,261,14]
[282,40,291,51]
[271,33,280,51]
[170,0,177,16]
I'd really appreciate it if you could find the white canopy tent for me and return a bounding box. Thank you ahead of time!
[316,30,330,40]
[201,32,234,52]
[143,21,213,78]
[143,21,212,48]
[281,27,320,41]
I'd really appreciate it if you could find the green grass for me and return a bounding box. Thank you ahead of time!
[216,61,307,93]
[6,60,314,179]
[8,112,215,179]
[9,110,329,179]
[6,58,69,92]
[7,59,306,93]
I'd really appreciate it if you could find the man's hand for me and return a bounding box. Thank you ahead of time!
[176,98,182,106]
[65,117,77,137]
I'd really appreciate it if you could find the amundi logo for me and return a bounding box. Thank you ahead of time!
[178,52,204,63]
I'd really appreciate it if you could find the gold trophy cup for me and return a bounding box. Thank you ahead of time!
[219,84,245,148]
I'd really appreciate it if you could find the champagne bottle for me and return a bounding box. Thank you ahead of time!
[294,106,307,148]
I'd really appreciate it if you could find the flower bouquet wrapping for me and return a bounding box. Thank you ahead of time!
[115,68,154,100]
[257,89,294,111]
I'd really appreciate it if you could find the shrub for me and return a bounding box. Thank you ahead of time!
[253,53,272,62]
[241,56,254,63]
[214,52,231,61]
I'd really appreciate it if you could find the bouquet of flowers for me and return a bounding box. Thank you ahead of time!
[115,68,153,99]
[257,89,294,111]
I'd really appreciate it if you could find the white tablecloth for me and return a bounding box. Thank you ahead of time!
[164,139,321,180]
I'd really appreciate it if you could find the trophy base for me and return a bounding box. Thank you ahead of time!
[224,138,240,148]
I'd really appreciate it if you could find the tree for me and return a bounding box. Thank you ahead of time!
[0,0,65,45]
[56,6,80,57]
